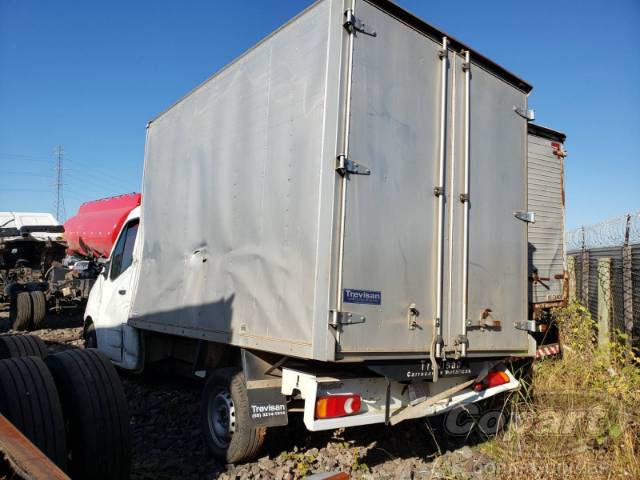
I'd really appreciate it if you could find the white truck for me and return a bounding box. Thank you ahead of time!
[84,0,562,463]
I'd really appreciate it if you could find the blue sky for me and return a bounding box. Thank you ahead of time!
[1,0,638,230]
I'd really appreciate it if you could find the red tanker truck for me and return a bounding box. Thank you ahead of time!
[1,193,140,331]
[63,193,142,260]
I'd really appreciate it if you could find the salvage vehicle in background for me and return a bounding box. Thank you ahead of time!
[81,0,569,464]
[0,212,66,330]
[0,194,140,331]
[527,124,567,352]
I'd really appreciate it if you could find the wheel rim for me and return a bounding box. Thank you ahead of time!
[207,388,236,449]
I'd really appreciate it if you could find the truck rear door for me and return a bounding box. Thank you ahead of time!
[450,56,530,354]
[334,0,530,358]
[334,0,439,357]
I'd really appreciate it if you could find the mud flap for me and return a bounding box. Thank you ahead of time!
[246,386,288,428]
[241,349,288,428]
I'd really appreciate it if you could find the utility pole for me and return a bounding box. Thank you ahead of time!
[54,145,66,221]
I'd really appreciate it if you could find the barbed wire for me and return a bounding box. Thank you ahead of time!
[566,210,640,251]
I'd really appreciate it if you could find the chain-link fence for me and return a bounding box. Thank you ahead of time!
[566,211,640,349]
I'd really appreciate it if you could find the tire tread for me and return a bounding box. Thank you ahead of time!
[11,292,33,331]
[0,356,67,470]
[30,291,46,330]
[0,334,48,359]
[45,348,131,480]
[201,368,267,464]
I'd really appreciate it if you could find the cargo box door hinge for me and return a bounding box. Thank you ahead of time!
[514,106,535,121]
[514,320,537,332]
[330,310,366,328]
[513,211,535,223]
[343,10,376,37]
[336,154,371,176]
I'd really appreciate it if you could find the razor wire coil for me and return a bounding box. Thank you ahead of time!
[566,210,640,252]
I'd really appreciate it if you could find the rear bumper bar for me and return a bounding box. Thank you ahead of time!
[281,368,519,431]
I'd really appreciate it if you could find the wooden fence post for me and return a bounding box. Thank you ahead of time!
[597,258,612,346]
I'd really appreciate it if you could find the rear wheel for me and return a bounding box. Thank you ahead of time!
[0,356,68,470]
[30,290,47,330]
[201,368,266,464]
[45,348,131,480]
[10,291,32,331]
[0,334,48,359]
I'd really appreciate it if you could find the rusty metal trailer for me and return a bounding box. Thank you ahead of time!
[0,414,69,480]
[526,123,567,352]
[527,124,567,317]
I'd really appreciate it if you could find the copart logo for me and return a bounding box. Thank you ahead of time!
[442,391,629,457]
[443,403,506,438]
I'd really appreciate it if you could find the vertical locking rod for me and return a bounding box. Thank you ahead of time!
[334,3,357,326]
[460,50,471,357]
[434,37,448,358]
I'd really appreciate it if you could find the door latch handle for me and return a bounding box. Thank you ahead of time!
[118,289,126,295]
[407,303,420,330]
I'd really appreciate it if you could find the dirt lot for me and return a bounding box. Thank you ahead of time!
[1,305,495,479]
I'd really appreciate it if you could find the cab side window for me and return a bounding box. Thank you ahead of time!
[110,220,139,280]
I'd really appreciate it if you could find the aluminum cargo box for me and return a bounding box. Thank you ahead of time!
[130,0,536,362]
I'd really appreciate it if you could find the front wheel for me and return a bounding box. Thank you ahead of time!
[200,368,266,464]
[83,320,97,348]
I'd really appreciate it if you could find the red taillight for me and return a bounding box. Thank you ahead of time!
[473,370,510,392]
[315,394,362,419]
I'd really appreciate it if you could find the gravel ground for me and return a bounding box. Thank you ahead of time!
[1,305,495,479]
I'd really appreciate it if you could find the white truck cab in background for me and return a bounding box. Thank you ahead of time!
[84,207,141,370]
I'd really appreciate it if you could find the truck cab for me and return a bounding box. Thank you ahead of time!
[84,207,141,370]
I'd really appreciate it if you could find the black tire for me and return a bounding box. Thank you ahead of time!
[45,349,131,480]
[30,290,47,330]
[10,291,33,331]
[0,356,68,470]
[83,319,97,349]
[201,368,267,464]
[0,334,48,359]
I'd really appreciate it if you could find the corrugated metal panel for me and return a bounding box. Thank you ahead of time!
[528,131,565,304]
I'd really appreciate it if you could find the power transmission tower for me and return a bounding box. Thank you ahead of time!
[53,145,66,221]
